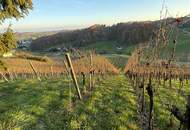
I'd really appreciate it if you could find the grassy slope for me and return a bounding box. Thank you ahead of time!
[82,41,133,70]
[82,41,134,55]
[82,41,119,54]
[106,54,129,70]
[0,78,80,130]
[167,29,190,54]
[0,75,190,129]
[175,30,190,54]
[83,28,190,55]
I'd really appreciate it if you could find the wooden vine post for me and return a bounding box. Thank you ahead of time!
[81,72,86,93]
[0,72,9,82]
[171,95,190,129]
[89,52,93,90]
[146,78,154,130]
[65,53,82,100]
[51,65,54,77]
[29,61,41,81]
[63,60,70,74]
[7,69,13,81]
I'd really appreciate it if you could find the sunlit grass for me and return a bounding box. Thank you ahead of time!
[0,75,189,129]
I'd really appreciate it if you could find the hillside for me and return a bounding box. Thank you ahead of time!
[28,18,190,56]
[30,22,157,51]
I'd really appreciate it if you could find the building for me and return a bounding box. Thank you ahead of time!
[17,40,32,50]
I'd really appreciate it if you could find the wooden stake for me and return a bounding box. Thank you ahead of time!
[51,65,54,77]
[146,78,154,130]
[29,61,41,81]
[65,53,82,100]
[89,52,93,90]
[0,72,9,82]
[7,69,14,81]
[81,72,86,93]
[171,95,190,129]
[63,60,70,74]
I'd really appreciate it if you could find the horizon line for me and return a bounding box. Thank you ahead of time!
[1,15,189,33]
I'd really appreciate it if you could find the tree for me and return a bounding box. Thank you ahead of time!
[0,0,33,21]
[0,0,33,70]
[0,0,33,55]
[0,25,17,54]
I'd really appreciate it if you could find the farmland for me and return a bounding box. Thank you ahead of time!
[0,40,190,130]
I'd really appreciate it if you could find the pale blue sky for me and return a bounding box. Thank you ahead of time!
[1,0,190,32]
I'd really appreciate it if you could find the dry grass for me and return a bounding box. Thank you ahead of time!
[73,55,119,74]
[0,55,119,75]
[15,51,52,62]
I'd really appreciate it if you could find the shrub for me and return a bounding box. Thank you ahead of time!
[15,51,51,63]
[0,60,7,71]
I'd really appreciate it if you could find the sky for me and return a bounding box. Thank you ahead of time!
[1,0,190,32]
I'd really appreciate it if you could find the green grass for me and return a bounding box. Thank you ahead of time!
[39,75,139,130]
[175,32,190,54]
[168,29,190,54]
[82,41,134,55]
[83,28,190,57]
[81,28,190,57]
[141,29,190,61]
[150,79,190,129]
[0,76,190,130]
[105,54,129,70]
[0,78,78,130]
[82,41,119,54]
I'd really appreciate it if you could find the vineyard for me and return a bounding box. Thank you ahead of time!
[123,10,190,130]
[0,46,189,130]
[0,6,190,130]
[0,54,119,80]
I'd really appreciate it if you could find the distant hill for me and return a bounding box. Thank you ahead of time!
[15,31,62,41]
[30,22,157,51]
[29,17,190,55]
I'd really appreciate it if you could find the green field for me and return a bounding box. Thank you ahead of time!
[82,41,134,55]
[0,75,189,130]
[168,29,190,54]
[82,29,190,58]
[105,54,129,70]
